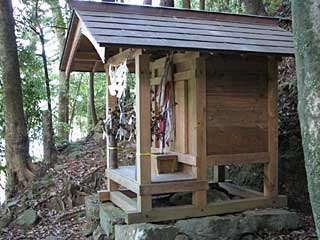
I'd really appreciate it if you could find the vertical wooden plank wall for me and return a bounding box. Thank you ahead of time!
[264,57,278,198]
[104,64,118,191]
[135,54,152,212]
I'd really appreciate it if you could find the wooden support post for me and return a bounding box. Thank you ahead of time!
[98,190,110,202]
[264,57,278,198]
[135,53,152,212]
[192,56,207,209]
[105,63,118,191]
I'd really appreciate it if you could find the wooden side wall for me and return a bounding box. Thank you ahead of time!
[206,55,269,164]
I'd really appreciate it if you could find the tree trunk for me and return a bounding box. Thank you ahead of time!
[292,0,320,236]
[143,0,152,5]
[38,23,57,167]
[42,111,57,167]
[58,71,69,140]
[159,0,174,7]
[47,0,69,141]
[87,94,93,128]
[199,0,205,10]
[243,0,267,15]
[69,75,83,129]
[182,0,190,9]
[0,0,34,197]
[89,72,98,126]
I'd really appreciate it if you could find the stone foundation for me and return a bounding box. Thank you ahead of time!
[85,194,301,240]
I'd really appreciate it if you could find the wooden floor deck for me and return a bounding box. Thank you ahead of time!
[110,165,195,183]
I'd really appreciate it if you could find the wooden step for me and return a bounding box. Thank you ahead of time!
[110,191,138,213]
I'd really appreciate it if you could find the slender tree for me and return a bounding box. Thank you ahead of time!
[89,72,98,126]
[46,0,69,141]
[35,0,57,165]
[292,0,320,236]
[0,0,34,196]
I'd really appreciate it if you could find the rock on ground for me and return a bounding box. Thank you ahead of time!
[98,204,300,240]
[14,209,38,227]
[175,209,301,240]
[99,202,126,239]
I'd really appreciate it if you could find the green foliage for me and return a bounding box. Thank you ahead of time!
[206,0,244,13]
[18,43,46,140]
[263,0,282,16]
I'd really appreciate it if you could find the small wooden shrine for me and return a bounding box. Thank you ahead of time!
[60,0,295,223]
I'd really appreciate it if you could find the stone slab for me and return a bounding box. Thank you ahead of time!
[115,223,179,240]
[99,202,125,239]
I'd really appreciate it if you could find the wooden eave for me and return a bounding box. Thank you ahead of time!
[60,12,106,74]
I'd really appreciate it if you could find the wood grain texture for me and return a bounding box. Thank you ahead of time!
[110,191,137,212]
[207,152,269,165]
[206,55,268,156]
[135,54,152,212]
[192,56,207,208]
[175,80,188,153]
[140,180,208,195]
[264,57,279,198]
[126,195,287,223]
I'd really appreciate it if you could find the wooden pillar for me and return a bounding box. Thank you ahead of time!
[135,53,152,212]
[182,0,190,8]
[105,64,118,191]
[264,57,278,198]
[192,55,207,209]
[199,0,205,10]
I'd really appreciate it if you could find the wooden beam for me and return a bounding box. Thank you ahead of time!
[175,80,188,153]
[104,63,117,185]
[108,48,142,66]
[264,57,279,198]
[65,21,82,77]
[151,70,194,85]
[74,58,101,63]
[110,191,137,212]
[218,182,263,198]
[174,70,194,82]
[106,169,140,194]
[151,148,197,166]
[140,180,208,195]
[207,152,270,166]
[76,51,100,60]
[126,195,287,223]
[150,52,200,72]
[135,53,152,212]
[98,190,110,202]
[150,77,161,85]
[192,55,207,209]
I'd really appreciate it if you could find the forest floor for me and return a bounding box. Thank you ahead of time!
[0,131,317,239]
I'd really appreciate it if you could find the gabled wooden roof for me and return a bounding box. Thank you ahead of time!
[60,0,294,72]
